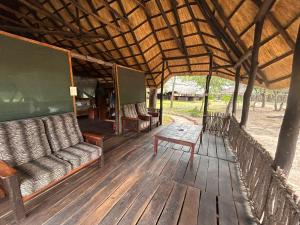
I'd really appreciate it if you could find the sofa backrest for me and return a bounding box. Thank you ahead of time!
[123,104,138,119]
[0,118,52,166]
[136,102,148,116]
[42,113,83,152]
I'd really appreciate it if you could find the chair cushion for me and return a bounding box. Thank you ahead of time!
[136,102,148,116]
[151,116,159,125]
[54,142,102,168]
[123,104,138,119]
[17,155,72,197]
[140,120,150,130]
[43,113,83,152]
[0,118,51,166]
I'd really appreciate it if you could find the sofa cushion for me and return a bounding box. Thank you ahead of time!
[151,116,159,126]
[0,118,51,166]
[54,142,102,168]
[17,155,72,197]
[136,102,149,116]
[123,104,138,119]
[43,113,83,152]
[140,120,150,130]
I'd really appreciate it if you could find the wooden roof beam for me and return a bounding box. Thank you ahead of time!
[0,25,107,40]
[253,0,276,23]
[155,0,186,56]
[100,0,132,27]
[198,0,267,85]
[169,0,191,72]
[252,0,295,50]
[163,53,211,60]
[69,0,122,32]
[71,52,113,67]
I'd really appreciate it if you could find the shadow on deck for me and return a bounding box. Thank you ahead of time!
[1,125,257,225]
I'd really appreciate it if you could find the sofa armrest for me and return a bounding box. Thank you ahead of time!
[0,160,16,179]
[138,115,151,121]
[148,112,159,117]
[122,117,139,121]
[82,132,104,148]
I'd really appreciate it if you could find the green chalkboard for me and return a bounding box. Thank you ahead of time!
[0,34,73,122]
[117,66,146,105]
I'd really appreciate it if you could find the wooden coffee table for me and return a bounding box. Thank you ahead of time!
[153,123,202,160]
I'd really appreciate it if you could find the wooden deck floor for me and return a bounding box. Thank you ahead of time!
[1,125,257,225]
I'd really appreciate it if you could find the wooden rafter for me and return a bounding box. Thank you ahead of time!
[252,0,295,50]
[69,0,122,32]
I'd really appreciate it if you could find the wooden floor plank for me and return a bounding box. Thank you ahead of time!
[218,159,233,200]
[136,181,174,225]
[160,150,183,178]
[198,192,217,225]
[117,178,164,225]
[77,172,143,225]
[206,157,219,195]
[216,136,227,160]
[218,195,239,225]
[182,154,200,186]
[198,133,209,155]
[194,155,209,191]
[157,183,187,225]
[207,135,217,158]
[173,152,190,183]
[178,186,200,225]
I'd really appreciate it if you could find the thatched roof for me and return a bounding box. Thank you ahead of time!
[0,0,299,89]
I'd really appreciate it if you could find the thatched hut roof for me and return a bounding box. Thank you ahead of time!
[0,0,299,89]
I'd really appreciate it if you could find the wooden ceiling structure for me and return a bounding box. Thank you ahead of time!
[0,0,299,88]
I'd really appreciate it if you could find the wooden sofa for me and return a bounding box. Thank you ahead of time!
[136,102,160,128]
[121,104,151,133]
[0,113,103,221]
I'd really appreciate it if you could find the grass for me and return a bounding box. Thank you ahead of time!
[155,100,228,118]
[148,99,230,124]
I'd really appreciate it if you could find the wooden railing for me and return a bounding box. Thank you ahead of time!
[206,113,300,225]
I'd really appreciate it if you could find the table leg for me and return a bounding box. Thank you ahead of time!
[153,136,158,155]
[190,144,195,161]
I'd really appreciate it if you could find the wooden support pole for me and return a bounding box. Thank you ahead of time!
[240,20,264,127]
[159,61,165,125]
[202,54,213,129]
[273,26,300,175]
[149,88,157,112]
[232,66,241,115]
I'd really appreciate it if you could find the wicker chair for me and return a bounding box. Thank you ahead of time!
[121,104,151,133]
[136,102,160,128]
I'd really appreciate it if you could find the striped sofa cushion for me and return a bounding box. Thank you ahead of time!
[0,118,52,166]
[54,142,102,168]
[136,102,149,116]
[123,104,138,118]
[17,154,72,197]
[43,113,83,152]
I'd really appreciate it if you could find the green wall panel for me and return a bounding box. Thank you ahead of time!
[118,66,146,105]
[0,34,73,122]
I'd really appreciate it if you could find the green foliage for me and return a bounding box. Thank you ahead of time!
[221,95,231,103]
[188,106,201,117]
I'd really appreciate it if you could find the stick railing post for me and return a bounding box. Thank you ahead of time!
[159,61,165,125]
[274,25,300,175]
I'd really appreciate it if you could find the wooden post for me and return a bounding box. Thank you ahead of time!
[240,20,264,127]
[148,88,157,112]
[202,54,213,129]
[232,66,241,115]
[274,26,300,175]
[170,76,176,108]
[159,61,165,125]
